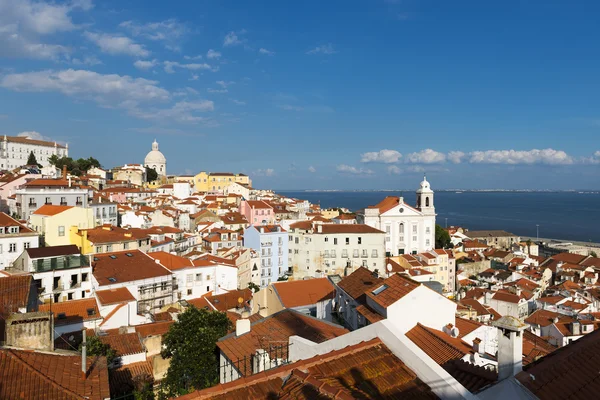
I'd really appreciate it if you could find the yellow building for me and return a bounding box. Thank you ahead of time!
[30,205,95,246]
[320,208,340,220]
[69,225,151,255]
[193,172,251,192]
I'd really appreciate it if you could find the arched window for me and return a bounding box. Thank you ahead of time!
[425,197,430,207]
[399,223,404,234]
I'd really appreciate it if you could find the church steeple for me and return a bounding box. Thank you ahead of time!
[152,139,159,151]
[416,174,435,215]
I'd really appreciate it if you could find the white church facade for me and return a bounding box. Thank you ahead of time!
[362,176,436,256]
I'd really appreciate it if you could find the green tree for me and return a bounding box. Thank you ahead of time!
[591,251,598,258]
[146,166,158,182]
[133,371,155,400]
[435,224,452,249]
[81,335,117,365]
[27,151,40,167]
[248,282,260,293]
[160,307,232,397]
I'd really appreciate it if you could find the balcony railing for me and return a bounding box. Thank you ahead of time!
[34,255,89,273]
[28,202,37,208]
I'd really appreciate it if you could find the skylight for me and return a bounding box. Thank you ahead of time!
[372,284,389,296]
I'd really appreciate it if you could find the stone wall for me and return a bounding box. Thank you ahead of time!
[5,311,54,351]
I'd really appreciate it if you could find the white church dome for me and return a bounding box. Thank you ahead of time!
[144,139,166,165]
[416,175,433,193]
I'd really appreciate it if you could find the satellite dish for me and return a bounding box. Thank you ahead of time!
[386,263,393,272]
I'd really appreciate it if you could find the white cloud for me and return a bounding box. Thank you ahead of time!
[447,151,466,164]
[0,0,93,60]
[223,31,244,47]
[468,149,573,165]
[405,149,447,164]
[216,80,234,88]
[183,54,202,60]
[133,59,158,70]
[207,88,228,94]
[308,166,316,173]
[71,55,102,66]
[119,19,188,44]
[128,127,200,137]
[231,99,246,106]
[254,168,275,177]
[17,131,53,142]
[306,43,336,55]
[206,49,221,59]
[336,164,374,175]
[387,165,402,175]
[360,149,402,164]
[163,61,213,73]
[130,100,214,123]
[84,31,149,57]
[259,48,275,56]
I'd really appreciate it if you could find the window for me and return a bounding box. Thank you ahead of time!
[345,237,350,245]
[399,223,404,233]
[324,250,329,258]
[386,237,391,242]
[385,225,391,234]
[362,249,368,257]
[426,227,431,234]
[342,249,348,258]
[96,246,102,253]
[334,238,338,245]
[106,244,113,252]
[324,237,328,242]
[196,273,202,281]
[413,236,417,242]
[412,225,417,234]
[353,249,359,257]
[331,250,336,257]
[124,242,129,250]
[187,289,193,295]
[358,237,362,244]
[426,239,430,246]
[372,249,378,257]
[362,260,367,267]
[161,282,167,291]
[206,275,211,280]
[24,242,30,249]
[9,243,16,253]
[186,274,193,283]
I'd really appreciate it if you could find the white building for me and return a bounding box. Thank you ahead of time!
[0,212,40,270]
[144,139,167,177]
[288,221,385,279]
[363,176,436,256]
[0,135,68,170]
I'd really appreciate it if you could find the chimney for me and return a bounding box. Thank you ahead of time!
[236,319,251,337]
[62,165,67,180]
[443,323,454,336]
[81,329,87,379]
[493,316,526,381]
[473,337,483,354]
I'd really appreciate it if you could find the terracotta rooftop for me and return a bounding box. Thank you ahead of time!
[367,196,419,215]
[39,298,101,326]
[317,224,384,235]
[336,266,384,302]
[92,330,145,357]
[26,244,81,259]
[0,212,34,232]
[459,298,493,317]
[0,349,110,399]
[272,278,334,308]
[406,323,472,366]
[491,291,521,304]
[109,360,154,399]
[0,274,32,315]
[135,321,174,338]
[92,250,171,286]
[522,330,556,365]
[191,338,436,399]
[454,317,483,338]
[517,327,600,398]
[366,273,421,309]
[95,287,136,305]
[217,309,348,377]
[148,251,194,270]
[355,303,385,324]
[524,309,562,327]
[75,226,150,244]
[203,288,253,312]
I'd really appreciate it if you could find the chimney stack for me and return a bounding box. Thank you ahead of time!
[62,165,67,180]
[81,329,87,379]
[493,316,526,381]
[236,319,251,337]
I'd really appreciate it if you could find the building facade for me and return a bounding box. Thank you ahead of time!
[194,172,251,192]
[13,179,90,218]
[0,213,40,270]
[0,135,68,170]
[363,176,436,256]
[244,225,288,287]
[144,140,167,178]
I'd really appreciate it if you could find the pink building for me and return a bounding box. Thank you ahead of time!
[0,174,41,212]
[240,200,275,226]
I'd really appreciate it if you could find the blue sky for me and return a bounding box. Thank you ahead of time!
[1,0,599,190]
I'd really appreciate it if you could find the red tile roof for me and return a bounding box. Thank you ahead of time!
[39,298,101,326]
[93,330,144,356]
[92,250,171,286]
[75,226,150,244]
[272,278,334,308]
[109,360,153,398]
[366,273,421,309]
[318,224,384,234]
[517,327,600,398]
[336,266,384,302]
[148,251,194,270]
[367,196,419,214]
[26,244,81,259]
[491,291,521,304]
[32,204,73,216]
[95,287,136,305]
[188,338,436,399]
[406,323,473,366]
[217,310,348,377]
[135,321,174,338]
[0,349,110,399]
[203,289,253,312]
[355,303,385,324]
[524,309,561,327]
[454,317,483,338]
[0,212,34,232]
[0,274,32,315]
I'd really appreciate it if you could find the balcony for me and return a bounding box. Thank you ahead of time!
[261,242,273,247]
[34,255,89,273]
[28,202,37,208]
[76,201,83,206]
[60,202,68,206]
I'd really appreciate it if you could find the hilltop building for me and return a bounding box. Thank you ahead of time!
[144,139,167,177]
[0,134,68,170]
[363,176,436,256]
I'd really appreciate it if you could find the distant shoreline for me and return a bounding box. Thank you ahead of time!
[277,189,600,194]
